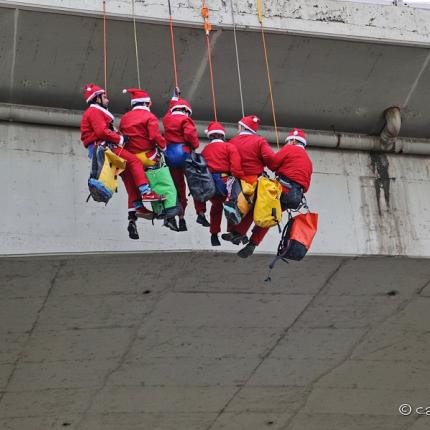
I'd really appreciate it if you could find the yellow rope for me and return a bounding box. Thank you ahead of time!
[131,0,141,88]
[257,0,280,149]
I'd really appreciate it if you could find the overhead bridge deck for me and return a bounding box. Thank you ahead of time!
[1,252,430,430]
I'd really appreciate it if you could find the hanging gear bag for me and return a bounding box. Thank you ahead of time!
[269,212,318,269]
[184,151,216,202]
[223,178,257,225]
[253,176,282,228]
[146,152,181,219]
[278,175,304,210]
[87,145,126,204]
[165,143,190,168]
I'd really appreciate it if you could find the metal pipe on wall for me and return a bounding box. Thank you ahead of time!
[1,103,430,155]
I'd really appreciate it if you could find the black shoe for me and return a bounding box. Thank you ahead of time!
[164,217,179,232]
[127,221,139,240]
[238,241,256,258]
[221,232,249,245]
[178,218,187,232]
[196,213,210,227]
[211,234,221,246]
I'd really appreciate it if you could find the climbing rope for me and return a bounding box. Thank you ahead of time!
[102,0,108,92]
[167,0,179,88]
[230,0,245,117]
[257,0,280,149]
[201,1,218,121]
[131,0,141,88]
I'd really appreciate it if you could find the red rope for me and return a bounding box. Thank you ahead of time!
[102,0,108,92]
[169,15,179,88]
[201,4,217,121]
[205,34,218,122]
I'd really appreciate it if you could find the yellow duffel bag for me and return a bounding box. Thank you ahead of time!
[253,176,282,228]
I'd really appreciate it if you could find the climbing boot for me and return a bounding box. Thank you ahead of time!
[237,241,256,258]
[221,232,249,245]
[141,191,166,202]
[178,218,188,232]
[164,217,179,232]
[196,213,210,227]
[211,234,221,247]
[135,206,154,220]
[127,220,139,240]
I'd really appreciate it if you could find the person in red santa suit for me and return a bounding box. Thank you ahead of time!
[162,88,208,232]
[119,88,170,238]
[80,84,165,224]
[236,128,313,258]
[220,115,277,256]
[201,121,245,246]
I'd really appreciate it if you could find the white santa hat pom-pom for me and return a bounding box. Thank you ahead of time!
[253,117,258,123]
[122,89,128,94]
[204,129,208,134]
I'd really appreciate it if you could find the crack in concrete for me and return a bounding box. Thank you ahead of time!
[205,258,349,430]
[280,284,421,430]
[0,260,65,405]
[73,257,195,429]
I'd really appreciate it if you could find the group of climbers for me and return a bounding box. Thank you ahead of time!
[80,84,313,258]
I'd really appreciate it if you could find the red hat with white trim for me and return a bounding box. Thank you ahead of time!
[122,88,151,105]
[84,83,105,103]
[238,115,260,133]
[286,128,307,146]
[205,121,225,137]
[170,98,192,115]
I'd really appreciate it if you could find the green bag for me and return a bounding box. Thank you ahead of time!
[146,154,181,218]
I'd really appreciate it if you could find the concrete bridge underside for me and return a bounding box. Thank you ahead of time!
[1,252,430,430]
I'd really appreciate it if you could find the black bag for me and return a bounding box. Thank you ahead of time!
[278,176,304,210]
[184,151,216,202]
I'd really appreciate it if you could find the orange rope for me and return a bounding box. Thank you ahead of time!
[201,3,218,121]
[102,0,108,92]
[257,1,280,148]
[168,0,179,88]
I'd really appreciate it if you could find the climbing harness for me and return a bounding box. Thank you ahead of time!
[256,0,280,149]
[201,2,218,121]
[229,0,245,117]
[167,0,179,88]
[131,0,141,87]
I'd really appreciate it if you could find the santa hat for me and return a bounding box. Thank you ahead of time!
[286,128,307,146]
[122,88,151,105]
[205,121,225,137]
[238,115,260,133]
[170,98,192,115]
[84,83,105,103]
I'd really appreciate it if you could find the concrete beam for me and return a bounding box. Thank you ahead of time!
[2,119,430,256]
[1,0,430,46]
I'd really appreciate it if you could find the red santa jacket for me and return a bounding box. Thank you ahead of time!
[119,106,166,154]
[272,144,313,192]
[162,100,199,152]
[80,104,122,147]
[229,131,276,177]
[201,139,245,179]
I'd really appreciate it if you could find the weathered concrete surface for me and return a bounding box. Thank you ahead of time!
[2,121,430,257]
[1,253,430,429]
[3,0,430,45]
